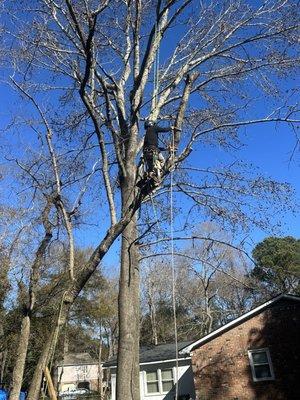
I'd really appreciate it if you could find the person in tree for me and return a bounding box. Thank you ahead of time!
[142,120,173,183]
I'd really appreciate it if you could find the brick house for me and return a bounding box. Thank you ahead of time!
[181,294,300,400]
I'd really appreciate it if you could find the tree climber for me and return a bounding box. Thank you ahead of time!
[142,120,173,184]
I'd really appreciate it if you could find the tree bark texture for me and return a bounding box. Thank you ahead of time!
[10,204,53,398]
[9,316,30,400]
[0,349,7,386]
[27,301,71,400]
[116,173,140,400]
[0,321,7,385]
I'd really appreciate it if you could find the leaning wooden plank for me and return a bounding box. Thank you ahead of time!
[43,367,57,400]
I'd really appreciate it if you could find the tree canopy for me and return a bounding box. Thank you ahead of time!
[0,0,299,399]
[252,236,300,294]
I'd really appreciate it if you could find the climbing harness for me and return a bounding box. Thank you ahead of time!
[144,146,159,173]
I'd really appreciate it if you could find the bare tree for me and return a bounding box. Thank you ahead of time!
[0,241,11,387]
[1,1,299,399]
[0,204,41,390]
[140,223,255,340]
[141,261,174,344]
[9,202,53,400]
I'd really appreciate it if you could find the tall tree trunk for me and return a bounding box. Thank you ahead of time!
[116,172,140,400]
[0,321,7,385]
[27,161,142,400]
[9,315,30,400]
[54,322,69,393]
[27,302,71,400]
[10,204,53,398]
[27,200,142,400]
[0,349,7,386]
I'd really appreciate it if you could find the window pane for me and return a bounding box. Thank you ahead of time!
[254,364,271,379]
[252,351,268,364]
[146,371,158,382]
[162,381,173,392]
[161,369,173,380]
[147,382,159,393]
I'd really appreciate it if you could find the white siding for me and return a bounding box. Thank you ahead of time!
[111,373,116,400]
[110,360,195,400]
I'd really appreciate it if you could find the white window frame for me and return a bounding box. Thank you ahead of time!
[160,368,174,393]
[248,348,275,382]
[144,369,160,395]
[144,368,175,396]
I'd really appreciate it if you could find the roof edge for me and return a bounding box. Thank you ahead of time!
[104,356,192,369]
[180,294,300,355]
[57,361,99,367]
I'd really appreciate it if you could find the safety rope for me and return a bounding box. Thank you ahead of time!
[152,19,179,399]
[149,171,179,400]
[170,130,179,400]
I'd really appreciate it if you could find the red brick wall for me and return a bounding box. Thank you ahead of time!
[191,299,300,400]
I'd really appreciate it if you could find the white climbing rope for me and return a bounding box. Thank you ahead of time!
[151,20,179,398]
[149,169,179,400]
[170,130,179,400]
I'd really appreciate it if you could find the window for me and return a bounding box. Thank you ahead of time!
[161,369,173,392]
[146,371,159,393]
[248,348,275,382]
[145,368,174,394]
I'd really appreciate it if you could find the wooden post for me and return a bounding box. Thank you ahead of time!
[44,367,57,400]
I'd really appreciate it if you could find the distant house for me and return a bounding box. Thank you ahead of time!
[56,353,99,393]
[181,293,300,400]
[104,341,196,400]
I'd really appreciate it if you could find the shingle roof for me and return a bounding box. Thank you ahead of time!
[104,341,193,367]
[57,352,98,366]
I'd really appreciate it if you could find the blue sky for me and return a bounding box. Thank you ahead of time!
[1,74,299,273]
[0,0,299,274]
[240,123,299,239]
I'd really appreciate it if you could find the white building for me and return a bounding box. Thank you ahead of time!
[56,353,99,393]
[104,341,195,400]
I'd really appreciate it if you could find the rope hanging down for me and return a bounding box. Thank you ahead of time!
[151,20,179,400]
[149,154,179,400]
[170,131,179,400]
